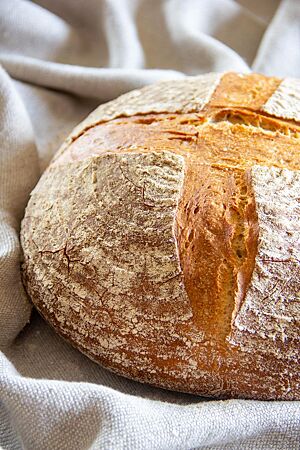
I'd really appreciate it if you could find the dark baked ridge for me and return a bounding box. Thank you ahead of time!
[21,72,300,399]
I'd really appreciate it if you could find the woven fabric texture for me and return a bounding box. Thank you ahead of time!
[0,1,299,449]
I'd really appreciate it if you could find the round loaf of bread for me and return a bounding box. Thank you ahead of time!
[21,72,300,400]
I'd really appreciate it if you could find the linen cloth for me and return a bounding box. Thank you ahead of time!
[0,0,300,448]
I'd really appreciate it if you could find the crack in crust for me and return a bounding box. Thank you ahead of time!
[211,108,300,138]
[21,150,195,347]
[21,72,300,400]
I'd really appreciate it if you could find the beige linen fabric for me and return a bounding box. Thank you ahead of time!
[0,1,299,449]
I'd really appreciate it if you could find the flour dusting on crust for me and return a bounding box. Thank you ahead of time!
[21,152,195,365]
[262,78,300,122]
[230,165,300,360]
[20,73,300,400]
[54,73,222,161]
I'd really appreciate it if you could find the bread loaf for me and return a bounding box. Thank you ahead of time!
[20,72,300,399]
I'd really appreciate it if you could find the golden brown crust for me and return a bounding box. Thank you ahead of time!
[21,72,300,399]
[208,72,282,110]
[53,73,223,164]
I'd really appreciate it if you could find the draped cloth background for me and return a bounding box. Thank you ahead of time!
[0,1,300,448]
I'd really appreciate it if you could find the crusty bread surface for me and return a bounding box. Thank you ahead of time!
[21,73,300,399]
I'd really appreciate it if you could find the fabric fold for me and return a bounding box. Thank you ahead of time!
[0,0,299,448]
[1,352,300,450]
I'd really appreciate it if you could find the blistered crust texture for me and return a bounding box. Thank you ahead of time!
[231,166,300,359]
